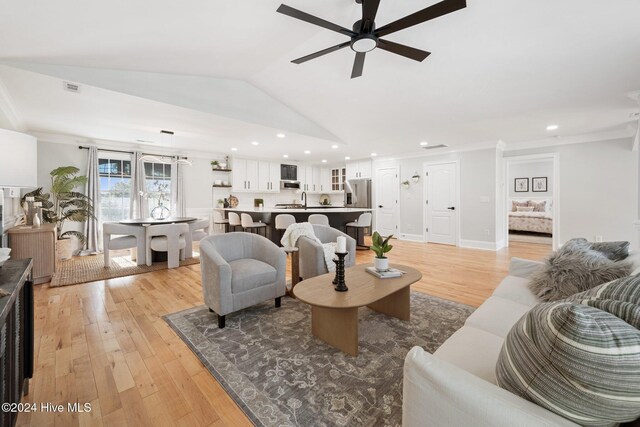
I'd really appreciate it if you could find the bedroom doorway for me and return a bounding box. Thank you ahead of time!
[503,154,559,250]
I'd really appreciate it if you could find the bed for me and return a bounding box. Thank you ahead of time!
[509,199,553,235]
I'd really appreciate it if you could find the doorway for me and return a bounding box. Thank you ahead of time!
[423,161,460,245]
[375,167,399,237]
[503,154,559,249]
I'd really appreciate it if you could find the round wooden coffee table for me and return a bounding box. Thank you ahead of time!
[293,263,422,356]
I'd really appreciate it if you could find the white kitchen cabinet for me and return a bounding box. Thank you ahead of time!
[258,161,280,192]
[319,168,331,192]
[346,160,372,180]
[232,158,259,192]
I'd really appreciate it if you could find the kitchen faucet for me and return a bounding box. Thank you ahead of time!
[301,191,307,210]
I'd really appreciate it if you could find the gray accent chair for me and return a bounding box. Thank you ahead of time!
[296,225,356,280]
[103,222,147,267]
[200,232,287,328]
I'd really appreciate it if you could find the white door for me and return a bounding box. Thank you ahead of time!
[376,167,399,237]
[425,163,458,245]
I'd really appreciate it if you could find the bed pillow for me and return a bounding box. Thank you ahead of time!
[528,238,632,302]
[511,200,530,212]
[529,200,547,212]
[496,301,640,426]
[515,206,534,212]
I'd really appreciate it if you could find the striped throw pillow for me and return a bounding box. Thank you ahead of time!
[496,301,640,426]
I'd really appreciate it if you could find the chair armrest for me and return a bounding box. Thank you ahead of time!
[402,347,578,427]
[297,236,326,279]
[508,257,546,279]
[199,239,233,315]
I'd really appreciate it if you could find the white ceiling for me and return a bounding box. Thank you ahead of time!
[0,0,639,161]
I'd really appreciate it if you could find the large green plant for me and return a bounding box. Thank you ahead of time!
[369,231,393,259]
[21,166,94,244]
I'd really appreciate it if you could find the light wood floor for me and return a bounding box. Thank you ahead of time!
[17,240,551,427]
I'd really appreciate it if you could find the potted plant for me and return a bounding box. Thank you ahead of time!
[211,160,220,170]
[370,231,393,272]
[21,166,94,261]
[216,199,224,208]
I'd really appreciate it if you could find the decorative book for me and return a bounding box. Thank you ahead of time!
[365,267,404,279]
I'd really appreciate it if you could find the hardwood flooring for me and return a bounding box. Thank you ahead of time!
[17,240,551,427]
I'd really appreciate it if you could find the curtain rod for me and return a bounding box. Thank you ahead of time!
[78,145,188,159]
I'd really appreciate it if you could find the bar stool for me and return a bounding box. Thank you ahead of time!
[275,214,296,243]
[308,214,329,226]
[228,212,242,232]
[345,212,372,250]
[213,210,229,233]
[241,213,267,236]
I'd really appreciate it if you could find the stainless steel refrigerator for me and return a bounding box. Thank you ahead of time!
[345,179,372,208]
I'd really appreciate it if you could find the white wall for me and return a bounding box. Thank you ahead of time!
[508,159,554,198]
[375,148,499,247]
[505,137,637,247]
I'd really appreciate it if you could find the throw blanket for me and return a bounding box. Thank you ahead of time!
[280,222,336,272]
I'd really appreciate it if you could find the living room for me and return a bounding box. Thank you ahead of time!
[1,1,640,426]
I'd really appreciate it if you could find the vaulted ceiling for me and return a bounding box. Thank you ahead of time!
[0,0,639,161]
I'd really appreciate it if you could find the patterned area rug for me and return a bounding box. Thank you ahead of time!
[164,292,474,427]
[51,252,200,287]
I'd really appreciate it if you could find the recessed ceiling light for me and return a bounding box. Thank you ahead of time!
[251,141,259,146]
[345,156,351,160]
[321,159,327,163]
[231,147,238,151]
[331,144,339,149]
[420,141,429,146]
[546,125,559,131]
[370,153,377,157]
[276,133,286,138]
[283,154,289,158]
[304,150,311,154]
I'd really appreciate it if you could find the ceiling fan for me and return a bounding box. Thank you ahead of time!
[276,0,467,78]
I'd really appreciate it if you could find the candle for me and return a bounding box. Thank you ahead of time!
[336,236,346,253]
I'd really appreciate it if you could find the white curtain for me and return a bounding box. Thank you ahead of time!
[171,158,186,217]
[130,151,148,219]
[80,146,101,255]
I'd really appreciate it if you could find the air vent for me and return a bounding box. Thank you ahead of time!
[422,144,448,150]
[63,81,81,93]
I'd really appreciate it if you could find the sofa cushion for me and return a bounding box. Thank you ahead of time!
[588,240,631,262]
[228,258,277,293]
[493,275,540,307]
[528,238,632,302]
[465,296,532,338]
[496,301,640,426]
[434,326,504,385]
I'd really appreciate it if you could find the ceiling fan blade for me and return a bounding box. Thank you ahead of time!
[361,0,381,33]
[377,39,431,62]
[351,52,366,79]
[277,4,356,37]
[375,0,466,38]
[292,41,351,64]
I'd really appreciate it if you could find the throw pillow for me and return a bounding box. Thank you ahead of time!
[515,206,534,212]
[528,239,632,302]
[511,200,529,212]
[529,200,547,212]
[496,301,640,426]
[589,241,631,262]
[565,274,640,328]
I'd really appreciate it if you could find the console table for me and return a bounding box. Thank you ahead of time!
[0,259,34,427]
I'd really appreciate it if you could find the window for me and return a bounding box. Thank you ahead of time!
[144,162,172,218]
[98,158,132,222]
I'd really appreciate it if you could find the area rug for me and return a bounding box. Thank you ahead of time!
[51,253,200,287]
[164,292,474,427]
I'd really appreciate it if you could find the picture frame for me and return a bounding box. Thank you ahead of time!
[514,178,529,193]
[532,177,548,192]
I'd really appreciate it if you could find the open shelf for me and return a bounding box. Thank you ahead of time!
[212,169,232,172]
[212,184,232,188]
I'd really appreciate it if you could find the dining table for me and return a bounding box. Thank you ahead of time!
[118,217,198,262]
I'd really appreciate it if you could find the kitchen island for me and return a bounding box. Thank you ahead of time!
[218,207,372,245]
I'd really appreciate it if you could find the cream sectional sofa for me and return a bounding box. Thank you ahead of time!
[402,257,580,427]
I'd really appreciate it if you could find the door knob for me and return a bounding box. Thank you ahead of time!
[378,205,383,208]
[447,206,456,211]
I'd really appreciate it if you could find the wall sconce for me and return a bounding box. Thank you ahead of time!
[411,172,420,183]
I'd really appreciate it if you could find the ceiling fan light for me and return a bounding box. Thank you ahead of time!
[351,35,377,53]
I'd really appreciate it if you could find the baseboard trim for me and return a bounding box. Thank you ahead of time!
[398,233,424,242]
[495,239,506,251]
[459,239,499,251]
